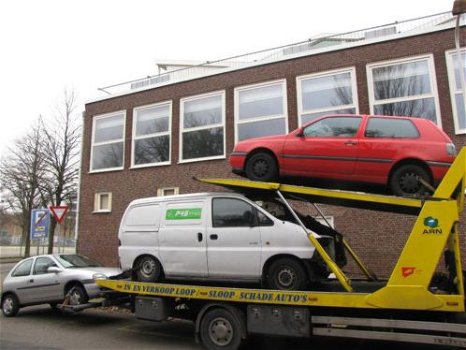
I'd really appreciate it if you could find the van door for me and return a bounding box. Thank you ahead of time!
[207,197,262,279]
[159,200,208,277]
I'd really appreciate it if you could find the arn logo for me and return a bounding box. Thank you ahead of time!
[423,217,442,234]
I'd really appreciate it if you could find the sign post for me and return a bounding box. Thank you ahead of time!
[30,209,50,255]
[49,206,69,253]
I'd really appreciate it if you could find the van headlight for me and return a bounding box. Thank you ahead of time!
[93,273,107,280]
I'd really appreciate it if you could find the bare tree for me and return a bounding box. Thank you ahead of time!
[40,89,81,253]
[0,121,47,256]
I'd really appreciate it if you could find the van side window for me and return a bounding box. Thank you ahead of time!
[364,118,419,138]
[212,198,256,227]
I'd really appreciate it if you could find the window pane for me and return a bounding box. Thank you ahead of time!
[94,114,124,143]
[134,135,170,165]
[365,118,419,138]
[455,94,466,129]
[212,198,254,227]
[372,61,431,100]
[136,106,169,136]
[302,108,356,125]
[92,143,124,170]
[239,84,283,120]
[373,98,436,122]
[238,118,286,141]
[304,117,361,137]
[183,95,222,128]
[99,194,109,210]
[182,127,224,160]
[451,52,466,90]
[12,259,33,277]
[301,73,353,110]
[33,257,56,275]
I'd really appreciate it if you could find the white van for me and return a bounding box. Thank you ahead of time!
[118,192,344,290]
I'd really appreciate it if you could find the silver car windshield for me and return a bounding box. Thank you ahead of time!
[56,254,102,268]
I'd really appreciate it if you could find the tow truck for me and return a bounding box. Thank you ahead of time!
[94,147,466,350]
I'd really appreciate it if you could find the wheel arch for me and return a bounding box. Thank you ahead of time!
[262,254,311,283]
[64,280,86,295]
[1,291,20,305]
[388,158,433,186]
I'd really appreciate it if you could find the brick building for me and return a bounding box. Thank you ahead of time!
[78,13,465,277]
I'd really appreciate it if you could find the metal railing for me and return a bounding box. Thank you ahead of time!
[97,12,460,97]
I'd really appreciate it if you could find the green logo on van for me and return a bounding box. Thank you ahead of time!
[166,208,202,220]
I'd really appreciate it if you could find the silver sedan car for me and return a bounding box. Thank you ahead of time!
[1,254,121,317]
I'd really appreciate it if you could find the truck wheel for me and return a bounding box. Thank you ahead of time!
[389,164,431,197]
[267,258,307,291]
[245,152,277,182]
[2,293,20,317]
[136,256,162,282]
[200,308,243,350]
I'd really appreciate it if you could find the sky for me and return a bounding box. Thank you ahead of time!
[0,0,452,157]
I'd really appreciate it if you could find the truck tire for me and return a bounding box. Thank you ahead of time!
[135,256,162,282]
[200,308,244,350]
[267,258,307,291]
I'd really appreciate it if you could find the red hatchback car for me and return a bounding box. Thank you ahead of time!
[230,114,457,197]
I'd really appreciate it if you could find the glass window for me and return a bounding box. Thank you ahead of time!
[94,192,112,213]
[33,257,57,275]
[157,187,179,196]
[11,259,33,277]
[365,118,419,138]
[446,48,466,134]
[133,102,171,167]
[91,112,125,171]
[297,69,358,126]
[212,198,255,228]
[368,56,440,125]
[180,92,225,162]
[235,80,288,142]
[303,116,362,137]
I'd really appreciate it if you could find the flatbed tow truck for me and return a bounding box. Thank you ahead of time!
[92,147,466,350]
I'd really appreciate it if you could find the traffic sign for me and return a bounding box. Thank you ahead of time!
[49,206,69,224]
[30,209,50,240]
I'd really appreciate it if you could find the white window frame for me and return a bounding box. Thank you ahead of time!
[94,192,112,213]
[234,79,288,144]
[90,111,126,173]
[296,67,359,127]
[179,90,226,163]
[445,48,466,135]
[131,101,172,168]
[157,187,179,196]
[366,54,441,127]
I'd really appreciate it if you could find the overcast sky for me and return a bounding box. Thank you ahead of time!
[0,0,452,156]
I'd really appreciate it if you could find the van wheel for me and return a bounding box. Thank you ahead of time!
[136,256,162,282]
[267,258,307,291]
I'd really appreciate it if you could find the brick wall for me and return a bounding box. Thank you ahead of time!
[79,27,466,277]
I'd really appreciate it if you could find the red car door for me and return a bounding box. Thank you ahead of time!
[281,115,363,179]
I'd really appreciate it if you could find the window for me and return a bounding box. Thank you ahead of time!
[132,102,172,167]
[91,112,125,172]
[297,68,358,126]
[33,257,57,275]
[212,198,255,228]
[367,55,440,125]
[446,48,466,134]
[157,187,179,196]
[235,80,288,142]
[303,116,362,137]
[180,91,225,162]
[94,192,112,213]
[11,259,33,277]
[365,118,419,138]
